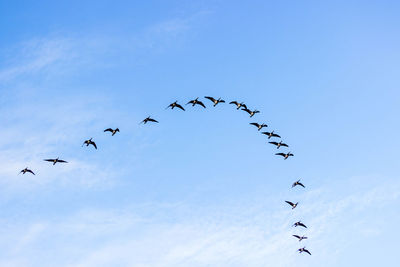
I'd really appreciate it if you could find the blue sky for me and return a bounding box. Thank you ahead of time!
[0,0,399,266]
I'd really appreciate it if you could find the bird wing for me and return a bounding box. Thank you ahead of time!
[57,160,68,163]
[241,104,247,109]
[27,169,35,175]
[304,249,311,255]
[104,128,113,132]
[289,153,294,156]
[269,142,278,146]
[293,235,300,239]
[281,143,289,147]
[275,153,285,156]
[285,201,294,206]
[298,182,305,188]
[262,132,271,135]
[219,99,225,103]
[176,104,185,111]
[91,142,97,149]
[250,123,259,127]
[241,108,251,114]
[272,133,281,138]
[197,101,206,108]
[229,101,238,105]
[299,223,307,228]
[44,159,55,162]
[254,110,260,114]
[204,96,216,102]
[148,118,159,123]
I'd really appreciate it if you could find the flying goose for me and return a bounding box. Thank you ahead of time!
[275,152,294,160]
[186,98,206,108]
[250,122,268,131]
[82,138,97,149]
[44,157,68,165]
[166,101,185,111]
[19,167,35,175]
[104,128,119,136]
[262,131,281,139]
[229,101,247,110]
[241,108,260,117]
[293,221,307,228]
[298,247,311,255]
[292,179,305,188]
[285,201,298,209]
[269,141,288,149]
[204,96,225,107]
[292,235,308,242]
[141,116,159,124]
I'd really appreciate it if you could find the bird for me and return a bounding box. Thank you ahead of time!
[43,157,68,165]
[82,138,97,149]
[285,201,298,209]
[241,108,260,117]
[204,96,225,107]
[250,122,268,131]
[293,221,307,228]
[19,167,35,175]
[262,131,281,139]
[292,179,305,188]
[298,247,311,255]
[293,235,308,242]
[269,141,289,149]
[186,97,206,108]
[229,101,247,110]
[166,101,185,111]
[104,128,119,136]
[141,116,159,124]
[275,152,294,160]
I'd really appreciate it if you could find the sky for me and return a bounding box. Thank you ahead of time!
[0,0,399,266]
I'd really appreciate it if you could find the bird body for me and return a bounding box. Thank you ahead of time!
[292,179,305,188]
[269,141,288,149]
[293,221,307,228]
[44,157,68,165]
[104,128,119,136]
[241,108,260,117]
[298,247,311,255]
[262,131,281,139]
[141,116,159,124]
[186,98,206,108]
[229,101,247,110]
[204,96,225,107]
[20,167,35,175]
[82,138,97,149]
[293,235,308,242]
[166,101,185,111]
[285,201,298,209]
[250,122,268,131]
[275,152,294,160]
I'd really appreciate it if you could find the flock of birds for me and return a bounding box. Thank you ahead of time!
[18,96,310,256]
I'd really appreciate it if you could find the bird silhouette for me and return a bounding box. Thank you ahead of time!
[269,141,288,149]
[285,201,298,209]
[262,131,281,139]
[166,101,185,111]
[229,101,247,110]
[104,128,119,136]
[292,179,305,188]
[141,116,159,124]
[241,108,260,117]
[293,235,308,242]
[204,96,225,107]
[19,167,35,175]
[250,122,268,131]
[82,138,97,149]
[186,97,206,108]
[43,157,68,165]
[298,247,311,255]
[275,152,294,160]
[293,221,307,228]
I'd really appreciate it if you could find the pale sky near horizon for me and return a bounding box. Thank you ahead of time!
[0,1,399,266]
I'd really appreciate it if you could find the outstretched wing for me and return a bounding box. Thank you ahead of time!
[298,182,305,188]
[269,142,278,146]
[27,169,35,175]
[176,104,185,111]
[57,159,68,163]
[241,108,251,114]
[219,99,225,103]
[229,101,238,105]
[148,118,159,123]
[288,153,294,157]
[304,249,311,255]
[250,122,259,127]
[275,153,285,157]
[299,223,307,228]
[281,143,289,147]
[44,159,55,162]
[272,133,281,138]
[197,101,206,108]
[285,201,294,206]
[90,142,97,149]
[293,235,301,239]
[204,96,216,103]
[262,131,271,136]
[104,128,113,133]
[186,100,194,105]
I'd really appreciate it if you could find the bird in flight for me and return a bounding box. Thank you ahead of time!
[241,108,260,117]
[166,101,185,111]
[186,97,206,108]
[104,128,119,136]
[141,116,159,124]
[298,247,311,255]
[285,201,298,209]
[204,96,225,107]
[82,138,97,149]
[292,235,308,242]
[43,157,68,165]
[293,221,307,228]
[19,167,35,175]
[262,131,281,139]
[229,101,247,110]
[269,141,288,149]
[292,179,305,188]
[250,122,268,131]
[275,152,294,160]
